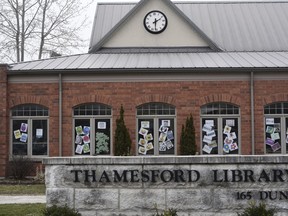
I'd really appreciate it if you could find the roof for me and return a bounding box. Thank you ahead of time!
[8,0,288,72]
[8,52,288,73]
[90,1,288,52]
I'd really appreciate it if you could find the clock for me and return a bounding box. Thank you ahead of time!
[144,10,168,34]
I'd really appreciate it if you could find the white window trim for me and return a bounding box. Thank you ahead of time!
[264,115,287,154]
[10,116,49,159]
[136,114,177,156]
[200,114,241,155]
[72,115,113,156]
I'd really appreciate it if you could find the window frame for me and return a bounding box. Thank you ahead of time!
[264,102,288,154]
[136,103,176,156]
[200,103,241,155]
[10,104,49,159]
[73,103,112,156]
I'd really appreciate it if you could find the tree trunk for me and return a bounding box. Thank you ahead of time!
[38,0,47,60]
[21,0,26,62]
[14,0,21,62]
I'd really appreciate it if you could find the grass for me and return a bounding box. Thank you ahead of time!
[0,184,46,216]
[0,184,45,195]
[0,203,45,216]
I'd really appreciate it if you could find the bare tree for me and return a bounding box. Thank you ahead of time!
[0,0,92,63]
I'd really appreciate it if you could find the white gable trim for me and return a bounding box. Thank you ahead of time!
[89,0,220,53]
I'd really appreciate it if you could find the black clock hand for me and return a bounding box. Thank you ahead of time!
[153,18,157,29]
[156,16,163,22]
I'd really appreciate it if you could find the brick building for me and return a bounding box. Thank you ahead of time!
[1,0,288,177]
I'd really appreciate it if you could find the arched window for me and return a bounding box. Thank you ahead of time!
[264,102,288,154]
[11,104,49,157]
[201,103,240,155]
[136,103,176,155]
[73,103,112,155]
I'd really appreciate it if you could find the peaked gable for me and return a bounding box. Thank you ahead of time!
[89,0,219,53]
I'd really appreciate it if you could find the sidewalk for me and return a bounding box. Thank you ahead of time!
[0,195,46,204]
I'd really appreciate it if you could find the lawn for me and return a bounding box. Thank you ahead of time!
[0,184,46,216]
[0,203,45,216]
[0,184,45,195]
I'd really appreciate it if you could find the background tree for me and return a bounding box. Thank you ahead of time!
[114,105,131,156]
[0,0,92,63]
[180,114,196,155]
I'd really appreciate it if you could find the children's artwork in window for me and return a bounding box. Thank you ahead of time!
[159,142,167,152]
[75,135,82,144]
[20,133,28,143]
[202,118,218,154]
[139,138,147,146]
[74,119,90,155]
[32,120,48,155]
[265,118,281,153]
[167,130,174,140]
[95,119,111,155]
[139,127,148,136]
[83,126,90,135]
[12,120,28,155]
[20,123,28,132]
[138,146,147,155]
[95,132,109,154]
[266,126,274,134]
[75,144,83,154]
[97,122,106,129]
[14,130,21,139]
[223,125,232,135]
[83,143,90,154]
[145,133,153,141]
[203,144,213,154]
[146,142,154,151]
[141,121,150,128]
[271,142,281,152]
[138,119,154,155]
[222,118,239,155]
[158,119,175,155]
[82,135,90,144]
[75,126,83,135]
[36,129,43,138]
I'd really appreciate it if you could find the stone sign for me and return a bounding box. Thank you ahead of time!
[43,156,288,215]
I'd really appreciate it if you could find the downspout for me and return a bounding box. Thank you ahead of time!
[250,72,255,155]
[59,73,62,156]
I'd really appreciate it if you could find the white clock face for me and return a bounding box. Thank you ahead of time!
[144,10,168,34]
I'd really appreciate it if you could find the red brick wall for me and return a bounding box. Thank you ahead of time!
[60,80,252,156]
[0,65,8,177]
[8,82,60,157]
[6,75,288,164]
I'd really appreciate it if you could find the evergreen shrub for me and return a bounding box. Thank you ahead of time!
[237,201,276,216]
[114,105,131,156]
[180,114,196,155]
[42,205,81,216]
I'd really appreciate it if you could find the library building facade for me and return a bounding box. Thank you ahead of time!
[1,0,288,176]
[1,0,288,193]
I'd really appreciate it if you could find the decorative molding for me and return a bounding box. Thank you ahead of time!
[199,94,241,106]
[72,95,112,108]
[135,94,176,106]
[10,96,50,108]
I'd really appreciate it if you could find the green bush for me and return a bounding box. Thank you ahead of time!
[237,201,276,216]
[8,154,34,180]
[180,114,196,155]
[42,205,81,216]
[153,204,178,216]
[114,105,131,156]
